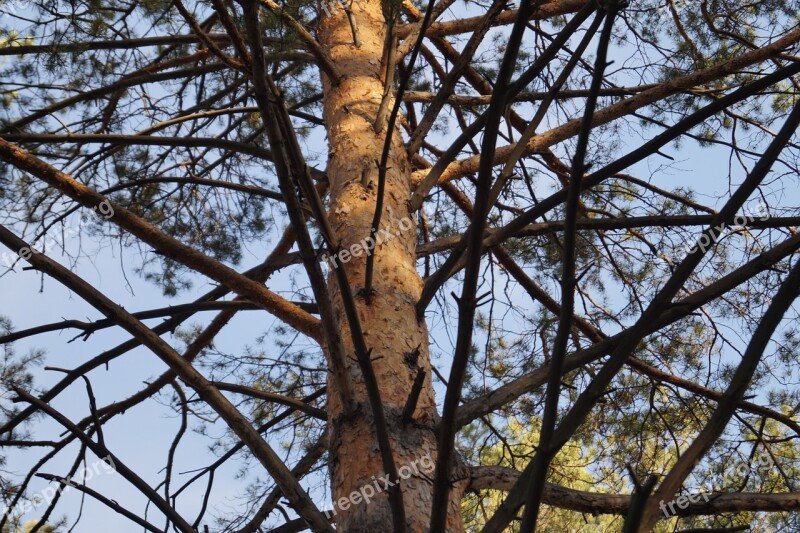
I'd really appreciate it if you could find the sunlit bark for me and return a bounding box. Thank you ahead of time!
[318,1,466,530]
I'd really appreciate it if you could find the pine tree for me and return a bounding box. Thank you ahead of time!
[2,0,800,531]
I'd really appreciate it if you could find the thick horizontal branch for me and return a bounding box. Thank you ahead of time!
[1,133,275,159]
[397,0,586,39]
[469,466,800,516]
[416,215,800,257]
[99,176,284,201]
[208,214,800,276]
[0,34,233,56]
[1,48,312,133]
[403,86,659,104]
[0,301,260,344]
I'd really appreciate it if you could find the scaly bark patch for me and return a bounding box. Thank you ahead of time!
[318,2,466,530]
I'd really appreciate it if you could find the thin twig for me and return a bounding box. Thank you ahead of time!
[210,381,327,419]
[257,0,342,84]
[35,474,163,533]
[12,387,195,532]
[173,0,247,71]
[364,0,437,301]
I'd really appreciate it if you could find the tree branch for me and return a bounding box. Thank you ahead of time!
[469,466,800,516]
[0,223,333,532]
[0,138,323,340]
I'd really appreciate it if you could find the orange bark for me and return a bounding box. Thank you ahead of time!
[318,2,466,530]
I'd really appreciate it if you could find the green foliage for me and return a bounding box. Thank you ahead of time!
[460,417,621,532]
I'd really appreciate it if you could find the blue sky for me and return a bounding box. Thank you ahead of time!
[2,3,800,531]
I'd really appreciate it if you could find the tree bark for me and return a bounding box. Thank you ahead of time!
[469,466,800,516]
[318,2,466,531]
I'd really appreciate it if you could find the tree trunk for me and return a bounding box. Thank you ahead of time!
[318,3,466,531]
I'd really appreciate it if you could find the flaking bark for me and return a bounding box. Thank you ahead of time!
[318,1,466,530]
